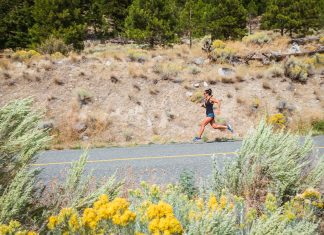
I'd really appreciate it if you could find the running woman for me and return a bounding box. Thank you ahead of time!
[193,89,233,142]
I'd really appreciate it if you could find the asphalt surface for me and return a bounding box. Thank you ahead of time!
[35,136,324,184]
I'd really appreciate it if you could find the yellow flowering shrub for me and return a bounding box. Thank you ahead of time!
[319,36,324,45]
[284,56,314,82]
[146,201,183,235]
[212,39,226,49]
[301,188,321,200]
[47,195,136,234]
[0,221,37,235]
[12,50,41,61]
[51,52,65,60]
[268,113,286,129]
[265,193,277,213]
[210,47,236,63]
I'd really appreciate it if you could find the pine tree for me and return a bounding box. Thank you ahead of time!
[0,0,34,49]
[179,0,209,47]
[207,0,247,40]
[125,0,178,47]
[243,0,267,15]
[30,0,86,50]
[105,0,132,36]
[262,0,321,36]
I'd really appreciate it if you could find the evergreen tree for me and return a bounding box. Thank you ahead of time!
[207,0,247,40]
[179,0,209,47]
[105,0,132,36]
[0,0,34,49]
[84,0,107,39]
[125,0,178,47]
[262,0,321,36]
[243,0,267,15]
[30,0,86,50]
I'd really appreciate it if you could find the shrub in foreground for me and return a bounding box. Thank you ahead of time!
[0,99,323,234]
[211,119,322,207]
[2,186,321,234]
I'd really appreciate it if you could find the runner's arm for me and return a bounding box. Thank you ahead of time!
[211,97,221,113]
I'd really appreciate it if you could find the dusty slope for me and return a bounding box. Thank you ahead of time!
[0,37,323,148]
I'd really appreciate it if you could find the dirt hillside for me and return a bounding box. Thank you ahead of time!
[0,34,323,148]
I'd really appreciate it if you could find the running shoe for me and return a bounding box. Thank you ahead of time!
[193,137,202,142]
[227,123,234,133]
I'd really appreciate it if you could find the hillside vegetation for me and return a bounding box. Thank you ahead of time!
[1,31,323,148]
[0,99,323,234]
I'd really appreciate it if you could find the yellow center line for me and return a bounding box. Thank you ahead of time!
[32,152,237,167]
[32,146,324,167]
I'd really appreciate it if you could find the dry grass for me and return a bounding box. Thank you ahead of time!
[69,53,81,63]
[39,60,53,71]
[221,77,235,84]
[0,59,11,70]
[128,64,148,79]
[289,108,324,134]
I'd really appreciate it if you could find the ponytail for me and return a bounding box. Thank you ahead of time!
[205,89,212,96]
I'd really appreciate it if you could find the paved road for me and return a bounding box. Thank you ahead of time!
[35,136,324,184]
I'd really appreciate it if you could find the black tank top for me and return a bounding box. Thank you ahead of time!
[205,97,214,115]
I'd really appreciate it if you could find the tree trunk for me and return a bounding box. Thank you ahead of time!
[149,37,154,48]
[249,15,252,34]
[189,8,192,48]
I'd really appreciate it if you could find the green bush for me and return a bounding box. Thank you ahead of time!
[284,56,314,82]
[312,120,324,134]
[190,91,204,103]
[0,99,50,223]
[210,47,237,63]
[242,32,272,45]
[210,119,322,206]
[37,36,72,55]
[178,169,197,199]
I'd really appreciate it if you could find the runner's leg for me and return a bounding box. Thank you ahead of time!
[210,118,228,130]
[198,117,214,138]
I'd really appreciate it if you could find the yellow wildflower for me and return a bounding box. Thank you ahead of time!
[47,216,58,230]
[68,213,80,231]
[196,198,204,210]
[27,232,38,235]
[57,208,73,224]
[9,220,21,229]
[212,40,226,49]
[0,224,10,234]
[219,195,227,209]
[265,193,277,213]
[82,208,98,229]
[301,188,320,200]
[284,210,296,221]
[93,194,109,210]
[147,201,183,235]
[208,194,218,210]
